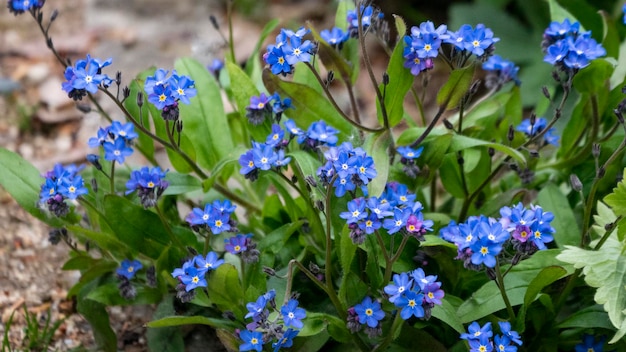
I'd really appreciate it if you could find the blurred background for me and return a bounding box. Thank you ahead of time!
[0,0,624,350]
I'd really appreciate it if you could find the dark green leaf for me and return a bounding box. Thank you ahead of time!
[572,59,615,94]
[0,148,65,227]
[257,220,305,254]
[86,282,163,306]
[147,315,238,330]
[62,255,100,271]
[77,282,116,352]
[67,224,130,257]
[557,305,614,330]
[146,296,184,352]
[175,57,234,169]
[207,264,244,319]
[262,69,354,137]
[226,60,270,142]
[364,130,392,197]
[431,296,465,333]
[436,64,475,110]
[376,16,413,127]
[537,183,580,247]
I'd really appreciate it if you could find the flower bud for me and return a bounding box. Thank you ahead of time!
[382,72,389,85]
[542,86,550,99]
[592,143,601,158]
[570,174,582,192]
[507,125,515,141]
[209,15,220,30]
[443,119,454,130]
[50,9,59,22]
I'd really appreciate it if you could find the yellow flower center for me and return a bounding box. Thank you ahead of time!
[278,57,285,64]
[534,231,542,238]
[428,292,434,299]
[177,88,185,95]
[472,40,480,47]
[251,338,258,345]
[366,220,373,227]
[215,220,223,227]
[234,245,241,252]
[68,186,76,193]
[365,308,373,316]
[261,157,268,164]
[257,102,265,109]
[248,161,254,167]
[352,210,360,217]
[408,299,416,307]
[407,152,414,157]
[359,166,366,173]
[147,181,155,188]
[424,44,432,51]
[520,231,528,238]
[408,225,416,231]
[127,267,134,272]
[480,247,488,255]
[192,276,199,283]
[159,94,167,102]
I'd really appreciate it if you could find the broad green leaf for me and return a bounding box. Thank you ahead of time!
[458,250,573,322]
[67,224,130,258]
[62,255,100,271]
[335,0,358,83]
[610,39,626,89]
[572,59,615,94]
[147,315,238,330]
[431,296,465,333]
[556,234,626,343]
[86,282,163,306]
[376,15,413,127]
[162,172,202,196]
[262,69,354,137]
[124,76,155,163]
[207,264,244,319]
[537,183,580,247]
[257,220,305,254]
[67,260,118,298]
[517,266,568,332]
[77,281,116,352]
[439,154,466,199]
[201,146,248,192]
[448,134,526,164]
[364,130,392,197]
[338,225,357,306]
[436,64,475,110]
[298,312,328,337]
[146,297,184,352]
[0,148,65,227]
[175,57,234,169]
[556,305,615,330]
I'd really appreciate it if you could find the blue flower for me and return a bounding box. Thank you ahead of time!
[498,321,522,346]
[225,234,249,254]
[70,58,108,93]
[463,24,499,56]
[321,27,349,48]
[271,93,293,116]
[384,272,414,303]
[461,321,493,341]
[411,268,438,290]
[148,84,175,110]
[340,198,368,224]
[395,290,425,319]
[125,166,169,197]
[284,119,304,137]
[306,121,339,146]
[281,299,306,329]
[383,208,411,234]
[144,69,195,112]
[358,213,382,234]
[544,18,579,38]
[397,146,424,160]
[445,24,474,51]
[469,335,494,352]
[168,73,197,105]
[252,143,278,171]
[103,137,134,164]
[193,252,224,271]
[366,197,393,219]
[179,266,207,292]
[207,58,224,75]
[87,127,110,147]
[333,174,356,197]
[8,0,44,14]
[482,55,520,86]
[239,330,264,352]
[273,149,291,168]
[284,36,314,65]
[57,175,88,200]
[352,155,377,185]
[470,235,502,268]
[354,296,385,328]
[245,294,268,320]
[265,46,292,76]
[109,121,138,141]
[272,329,298,351]
[266,124,285,147]
[116,259,142,279]
[542,20,606,70]
[575,334,604,352]
[239,150,257,177]
[144,68,169,96]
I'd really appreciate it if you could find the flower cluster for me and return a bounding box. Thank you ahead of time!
[317,142,376,198]
[171,251,224,301]
[62,54,113,101]
[482,55,520,88]
[39,163,87,217]
[116,259,142,300]
[441,203,555,269]
[224,233,260,263]
[347,296,385,338]
[295,120,338,151]
[397,145,424,178]
[402,21,448,76]
[239,290,305,351]
[245,93,293,125]
[264,27,315,76]
[125,166,169,208]
[460,321,522,352]
[516,116,559,146]
[542,19,606,70]
[384,268,444,320]
[185,199,237,234]
[88,121,138,164]
[239,124,292,181]
[445,23,500,57]
[144,69,197,120]
[7,0,43,15]
[346,5,384,38]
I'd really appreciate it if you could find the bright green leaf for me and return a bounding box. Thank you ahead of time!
[537,183,580,247]
[572,59,615,94]
[147,315,238,330]
[436,64,475,110]
[365,130,392,197]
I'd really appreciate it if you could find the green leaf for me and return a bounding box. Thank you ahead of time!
[62,255,100,271]
[556,305,615,330]
[175,57,234,169]
[67,224,130,257]
[338,225,357,306]
[298,312,328,337]
[262,69,354,137]
[201,146,248,192]
[257,220,305,254]
[162,172,202,196]
[147,315,238,330]
[572,59,615,94]
[431,296,465,333]
[207,264,244,319]
[448,134,526,164]
[0,148,65,227]
[124,76,155,163]
[376,16,413,127]
[77,281,116,352]
[458,250,573,323]
[604,169,626,216]
[556,234,626,343]
[146,297,184,352]
[436,64,475,110]
[537,183,580,247]
[364,130,392,197]
[86,283,163,306]
[439,154,465,199]
[226,60,270,142]
[517,266,568,331]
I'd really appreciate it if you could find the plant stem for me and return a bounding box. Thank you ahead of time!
[372,311,404,352]
[155,204,185,249]
[409,104,447,149]
[304,63,384,133]
[495,259,516,322]
[109,161,116,194]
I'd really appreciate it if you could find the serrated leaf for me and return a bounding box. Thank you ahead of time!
[436,64,475,109]
[556,234,626,343]
[604,169,626,216]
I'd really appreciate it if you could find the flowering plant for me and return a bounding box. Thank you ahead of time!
[3,0,626,351]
